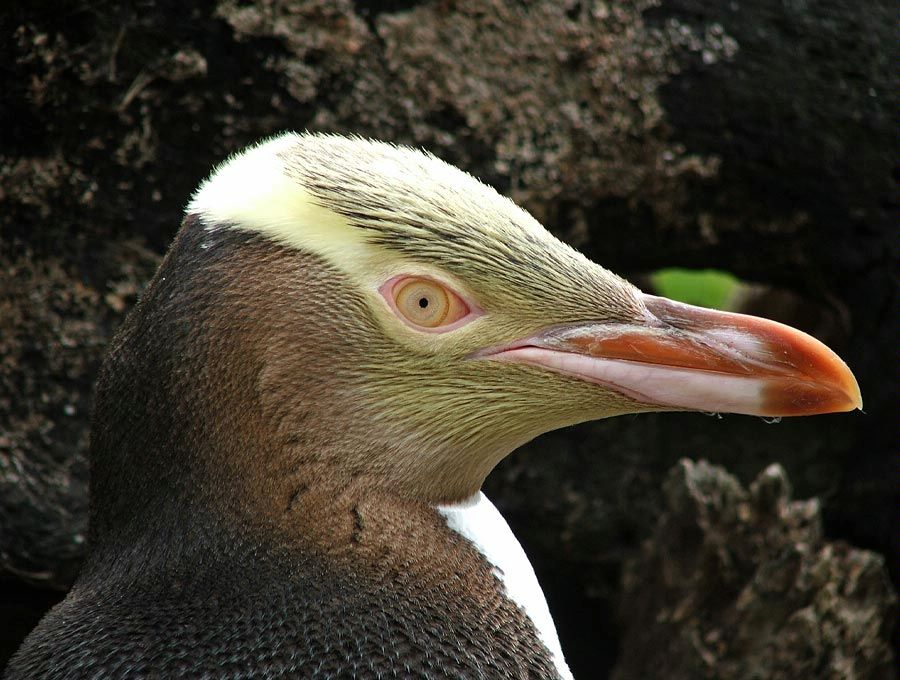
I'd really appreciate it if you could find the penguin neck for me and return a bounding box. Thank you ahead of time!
[86,221,489,554]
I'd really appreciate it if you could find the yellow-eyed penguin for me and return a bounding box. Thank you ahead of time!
[6,133,861,679]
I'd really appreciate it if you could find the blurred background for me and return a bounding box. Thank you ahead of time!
[1,1,897,677]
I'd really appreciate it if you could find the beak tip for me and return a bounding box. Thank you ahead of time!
[832,358,862,413]
[761,360,862,417]
[846,380,863,413]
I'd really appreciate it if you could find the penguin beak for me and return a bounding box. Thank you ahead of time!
[483,294,862,417]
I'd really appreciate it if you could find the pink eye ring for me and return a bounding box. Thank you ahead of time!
[380,276,481,332]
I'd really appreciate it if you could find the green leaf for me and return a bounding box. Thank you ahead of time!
[650,268,740,310]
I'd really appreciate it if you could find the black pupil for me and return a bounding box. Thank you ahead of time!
[418,297,429,309]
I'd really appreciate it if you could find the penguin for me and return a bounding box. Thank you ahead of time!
[6,133,861,679]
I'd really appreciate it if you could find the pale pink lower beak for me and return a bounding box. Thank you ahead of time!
[485,294,862,417]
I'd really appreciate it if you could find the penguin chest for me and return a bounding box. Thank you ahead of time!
[437,492,574,680]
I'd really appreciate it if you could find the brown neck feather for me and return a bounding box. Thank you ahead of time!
[90,217,488,557]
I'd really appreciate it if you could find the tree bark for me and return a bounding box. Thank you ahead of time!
[1,0,896,674]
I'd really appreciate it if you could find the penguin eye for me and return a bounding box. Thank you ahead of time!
[384,276,473,331]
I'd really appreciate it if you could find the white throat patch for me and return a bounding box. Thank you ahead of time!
[436,492,573,680]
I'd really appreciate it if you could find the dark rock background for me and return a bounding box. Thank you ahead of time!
[1,0,896,677]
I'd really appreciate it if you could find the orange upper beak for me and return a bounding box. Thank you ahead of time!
[484,294,862,417]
